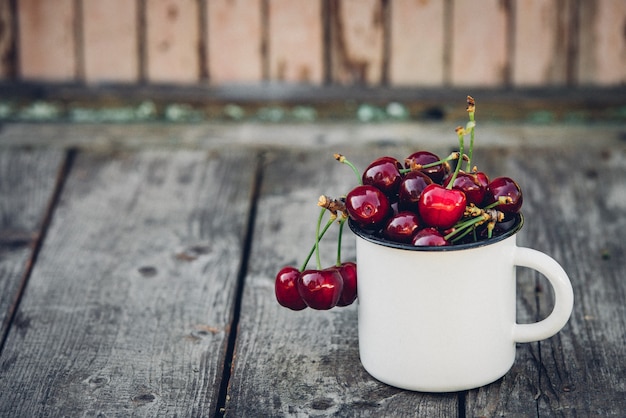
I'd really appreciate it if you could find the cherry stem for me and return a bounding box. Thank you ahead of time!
[336,217,347,266]
[399,152,462,174]
[483,196,509,210]
[449,224,476,243]
[487,221,496,239]
[483,200,501,210]
[335,153,362,185]
[466,96,476,171]
[466,114,476,172]
[444,214,486,241]
[300,213,334,272]
[446,129,465,189]
[314,208,325,270]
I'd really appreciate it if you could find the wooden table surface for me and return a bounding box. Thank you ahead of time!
[0,122,624,417]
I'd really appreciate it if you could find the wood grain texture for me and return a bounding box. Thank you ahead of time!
[0,149,65,339]
[146,0,200,83]
[82,0,139,83]
[330,0,385,85]
[0,149,255,416]
[578,0,626,85]
[0,0,15,79]
[450,0,508,86]
[389,0,445,86]
[17,0,76,81]
[0,122,625,416]
[207,0,263,84]
[268,0,324,84]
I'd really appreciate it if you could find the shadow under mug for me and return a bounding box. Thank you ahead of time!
[349,214,574,392]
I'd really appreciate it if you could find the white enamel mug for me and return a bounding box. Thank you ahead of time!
[349,214,574,392]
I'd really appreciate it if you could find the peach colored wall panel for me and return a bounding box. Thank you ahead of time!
[513,0,559,85]
[18,0,76,81]
[578,0,626,85]
[7,0,626,88]
[389,0,445,86]
[268,0,323,84]
[146,0,199,83]
[450,0,507,86]
[208,0,263,84]
[83,0,139,83]
[330,0,385,85]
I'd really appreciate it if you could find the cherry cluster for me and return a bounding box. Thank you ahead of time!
[275,194,358,311]
[275,262,356,311]
[344,156,522,246]
[345,97,522,246]
[275,96,524,311]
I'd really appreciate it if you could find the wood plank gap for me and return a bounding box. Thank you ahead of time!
[566,0,580,86]
[260,0,270,81]
[322,0,332,85]
[0,147,77,355]
[215,150,265,418]
[503,0,514,87]
[458,391,466,418]
[197,0,208,81]
[137,0,147,84]
[380,0,390,86]
[534,274,544,416]
[1,0,18,79]
[442,0,453,86]
[73,0,85,82]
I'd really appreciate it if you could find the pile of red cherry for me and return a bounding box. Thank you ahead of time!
[346,151,523,246]
[275,96,523,311]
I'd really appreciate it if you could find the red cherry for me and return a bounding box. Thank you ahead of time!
[443,171,486,205]
[383,211,421,243]
[335,262,357,307]
[484,176,523,213]
[474,171,489,191]
[275,266,307,311]
[405,151,449,184]
[398,171,433,212]
[362,156,403,199]
[298,268,344,310]
[412,227,449,246]
[345,185,393,229]
[418,184,467,229]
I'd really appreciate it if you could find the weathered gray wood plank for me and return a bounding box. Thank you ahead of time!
[1,122,623,417]
[227,145,460,417]
[0,148,65,338]
[0,148,255,416]
[466,146,626,416]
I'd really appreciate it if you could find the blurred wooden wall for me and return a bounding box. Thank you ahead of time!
[0,0,624,88]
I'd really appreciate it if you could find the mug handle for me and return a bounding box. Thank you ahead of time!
[512,247,574,343]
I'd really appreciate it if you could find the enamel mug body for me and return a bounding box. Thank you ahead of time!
[351,215,574,392]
